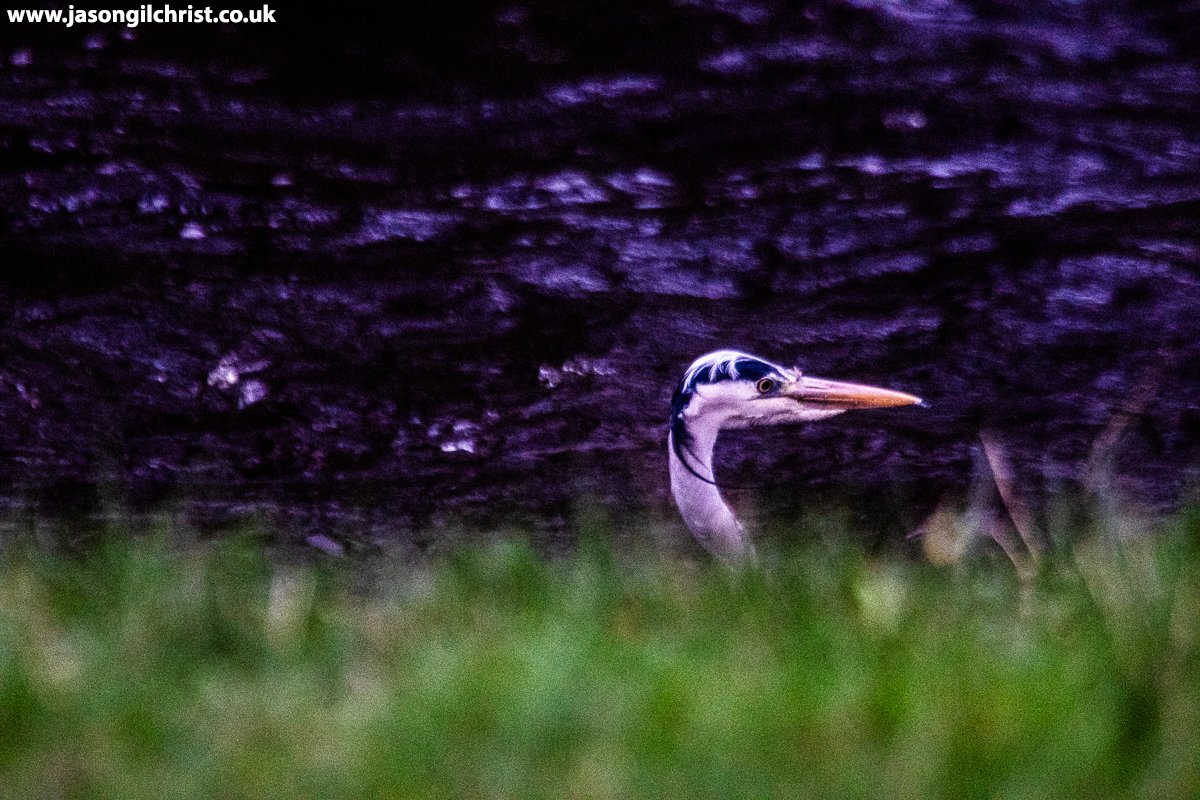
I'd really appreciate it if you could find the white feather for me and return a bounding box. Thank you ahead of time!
[681,349,784,388]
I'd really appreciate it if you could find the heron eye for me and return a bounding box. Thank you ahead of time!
[756,378,775,394]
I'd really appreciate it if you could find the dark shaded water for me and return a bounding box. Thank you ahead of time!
[2,1,1199,551]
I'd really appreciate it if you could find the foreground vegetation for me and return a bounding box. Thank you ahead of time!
[0,511,1197,799]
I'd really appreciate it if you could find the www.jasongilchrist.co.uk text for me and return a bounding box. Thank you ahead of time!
[7,5,276,27]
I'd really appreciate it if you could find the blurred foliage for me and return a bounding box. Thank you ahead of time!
[0,510,1196,799]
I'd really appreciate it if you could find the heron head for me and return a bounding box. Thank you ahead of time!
[671,350,921,433]
[668,349,922,561]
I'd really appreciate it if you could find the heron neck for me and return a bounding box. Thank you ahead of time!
[668,421,756,564]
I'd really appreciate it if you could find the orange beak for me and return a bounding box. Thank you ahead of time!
[783,376,922,409]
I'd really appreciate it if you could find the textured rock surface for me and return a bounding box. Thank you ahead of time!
[1,1,1198,549]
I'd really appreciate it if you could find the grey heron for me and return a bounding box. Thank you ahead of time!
[669,350,921,563]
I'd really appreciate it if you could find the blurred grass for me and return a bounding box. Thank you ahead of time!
[0,510,1197,799]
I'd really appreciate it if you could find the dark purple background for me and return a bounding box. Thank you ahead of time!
[2,1,1198,552]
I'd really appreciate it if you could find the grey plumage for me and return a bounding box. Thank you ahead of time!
[669,350,921,563]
